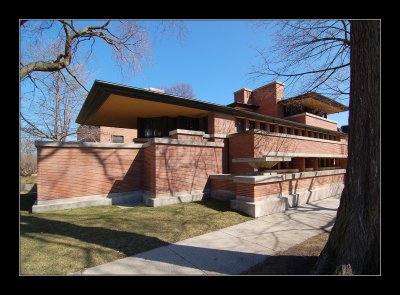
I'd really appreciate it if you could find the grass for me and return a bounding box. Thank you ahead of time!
[20,199,252,275]
[242,232,329,275]
[21,175,37,184]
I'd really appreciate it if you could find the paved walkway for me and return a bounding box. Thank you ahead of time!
[78,197,340,275]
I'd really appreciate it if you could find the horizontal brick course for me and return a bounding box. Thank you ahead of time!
[229,132,348,174]
[235,173,345,200]
[37,146,144,201]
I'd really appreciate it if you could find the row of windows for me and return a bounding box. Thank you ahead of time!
[236,118,340,142]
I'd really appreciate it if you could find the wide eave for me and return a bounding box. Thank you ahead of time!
[76,80,347,135]
[278,92,348,114]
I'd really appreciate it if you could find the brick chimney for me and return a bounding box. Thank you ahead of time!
[251,81,285,117]
[234,88,253,104]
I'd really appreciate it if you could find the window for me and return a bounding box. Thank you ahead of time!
[112,135,124,143]
[236,118,245,132]
[269,124,275,132]
[177,116,199,130]
[279,126,284,133]
[286,127,291,134]
[139,116,203,138]
[294,129,298,136]
[301,130,305,136]
[259,122,266,130]
[248,120,255,130]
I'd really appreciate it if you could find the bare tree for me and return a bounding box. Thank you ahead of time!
[76,125,101,142]
[312,20,380,275]
[21,63,89,141]
[162,83,195,98]
[252,20,380,274]
[20,20,186,142]
[20,20,150,83]
[250,20,350,100]
[20,139,37,176]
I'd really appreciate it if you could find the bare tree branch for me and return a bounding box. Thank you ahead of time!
[250,20,350,99]
[20,20,150,80]
[65,66,89,92]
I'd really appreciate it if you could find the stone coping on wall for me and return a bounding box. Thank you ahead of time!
[260,152,347,158]
[233,168,346,184]
[142,138,224,148]
[227,130,348,144]
[168,129,205,136]
[35,141,144,149]
[203,133,228,139]
[232,156,292,163]
[284,112,338,124]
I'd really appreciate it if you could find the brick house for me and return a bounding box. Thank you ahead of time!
[77,125,137,143]
[34,80,348,217]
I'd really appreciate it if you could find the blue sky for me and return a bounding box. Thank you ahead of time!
[22,20,349,130]
[85,20,349,127]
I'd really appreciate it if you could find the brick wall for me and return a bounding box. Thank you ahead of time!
[234,89,253,104]
[37,146,144,201]
[305,115,337,131]
[208,112,236,135]
[170,134,205,141]
[229,131,348,174]
[236,173,345,200]
[99,126,138,143]
[229,132,255,174]
[210,179,236,193]
[143,144,156,195]
[252,133,347,158]
[154,144,223,196]
[251,82,284,117]
[285,113,337,131]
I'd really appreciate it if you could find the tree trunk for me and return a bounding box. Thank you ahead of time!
[312,20,380,275]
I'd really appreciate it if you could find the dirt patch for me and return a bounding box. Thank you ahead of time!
[242,232,329,275]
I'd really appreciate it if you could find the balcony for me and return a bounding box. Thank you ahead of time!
[284,112,338,131]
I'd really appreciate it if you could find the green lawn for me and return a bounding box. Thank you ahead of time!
[20,199,252,275]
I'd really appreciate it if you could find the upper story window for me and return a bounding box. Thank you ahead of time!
[294,129,298,136]
[248,120,255,130]
[301,130,305,136]
[236,118,245,133]
[112,135,124,143]
[259,122,266,131]
[279,126,284,133]
[286,127,291,134]
[269,124,275,132]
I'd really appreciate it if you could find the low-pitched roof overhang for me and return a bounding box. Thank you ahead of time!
[226,102,259,110]
[76,80,347,136]
[278,92,348,114]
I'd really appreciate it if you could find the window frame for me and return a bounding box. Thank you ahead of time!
[112,135,124,143]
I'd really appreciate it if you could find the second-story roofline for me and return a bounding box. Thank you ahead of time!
[76,80,346,136]
[279,92,348,114]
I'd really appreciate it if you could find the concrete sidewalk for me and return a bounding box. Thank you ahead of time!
[79,197,340,275]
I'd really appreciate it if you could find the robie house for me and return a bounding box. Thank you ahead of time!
[33,80,348,217]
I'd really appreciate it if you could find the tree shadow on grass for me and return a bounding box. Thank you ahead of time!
[20,214,169,257]
[192,198,232,212]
